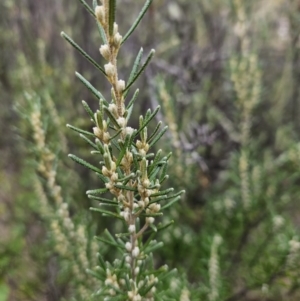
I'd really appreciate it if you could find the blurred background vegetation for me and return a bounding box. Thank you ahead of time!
[1,0,300,300]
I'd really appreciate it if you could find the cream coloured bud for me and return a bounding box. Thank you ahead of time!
[116,79,125,93]
[117,117,126,127]
[125,242,132,252]
[124,127,134,136]
[143,179,150,188]
[100,44,110,61]
[95,6,105,25]
[108,103,118,117]
[105,63,116,78]
[136,140,143,149]
[105,182,114,190]
[138,200,145,208]
[132,246,140,258]
[139,149,146,157]
[103,132,110,143]
[146,217,155,224]
[113,32,122,48]
[93,127,102,138]
[113,22,119,35]
[125,255,131,263]
[110,161,116,172]
[111,172,118,181]
[128,224,136,233]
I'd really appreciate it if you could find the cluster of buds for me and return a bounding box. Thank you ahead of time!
[95,2,122,74]
[102,145,120,195]
[128,289,142,301]
[93,110,110,144]
[126,242,140,259]
[136,139,150,157]
[142,274,158,301]
[105,269,121,296]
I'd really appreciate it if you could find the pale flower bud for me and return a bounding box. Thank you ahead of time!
[117,117,126,127]
[116,79,125,93]
[103,132,110,143]
[102,166,110,177]
[125,127,134,136]
[125,242,132,252]
[100,44,110,61]
[111,172,118,181]
[95,6,105,25]
[113,32,122,48]
[105,62,116,78]
[108,103,118,117]
[93,127,102,138]
[132,246,140,257]
[113,22,119,35]
[146,217,155,224]
[128,224,136,233]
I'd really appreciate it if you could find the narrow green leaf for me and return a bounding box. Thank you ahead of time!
[96,174,109,184]
[108,0,116,36]
[124,49,155,93]
[86,269,105,280]
[124,48,143,97]
[159,174,169,184]
[95,138,105,154]
[111,138,121,151]
[126,89,139,121]
[148,149,162,173]
[122,0,153,44]
[104,106,121,129]
[90,207,122,219]
[79,134,98,150]
[77,0,96,17]
[87,188,109,195]
[104,229,121,246]
[61,32,106,75]
[151,188,174,197]
[148,121,162,142]
[149,166,162,181]
[68,154,102,174]
[118,173,136,183]
[96,21,108,44]
[116,134,131,166]
[67,124,94,137]
[159,161,168,183]
[149,126,168,148]
[109,128,123,141]
[164,190,185,201]
[161,195,182,211]
[148,195,167,204]
[157,268,177,282]
[76,72,108,105]
[88,195,117,204]
[156,220,174,232]
[97,252,106,270]
[144,241,164,254]
[139,279,157,296]
[95,236,125,248]
[82,100,95,121]
[114,184,137,192]
[135,106,160,137]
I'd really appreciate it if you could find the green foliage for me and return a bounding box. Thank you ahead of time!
[2,0,300,300]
